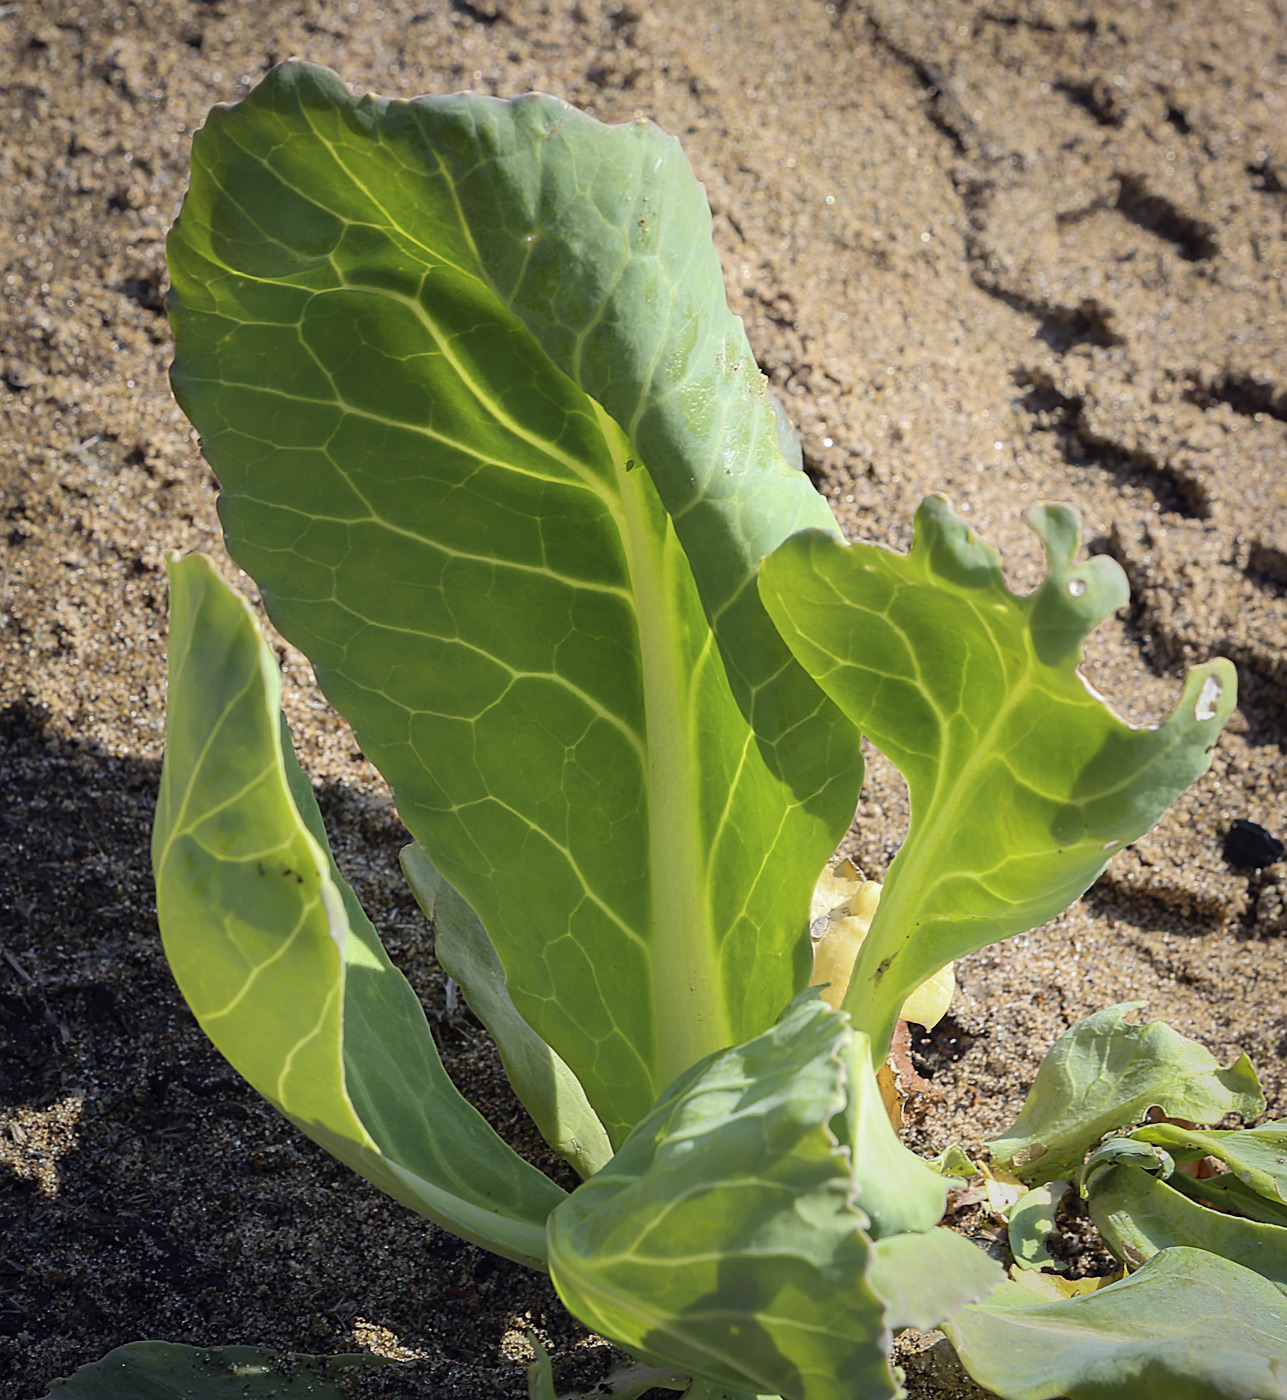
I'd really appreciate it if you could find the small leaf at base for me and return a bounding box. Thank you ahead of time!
[42,1343,393,1399]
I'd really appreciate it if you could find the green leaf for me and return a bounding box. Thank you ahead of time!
[1087,1162,1287,1293]
[865,1228,1005,1331]
[547,996,896,1400]
[1132,1120,1287,1214]
[989,1003,1262,1185]
[167,59,861,1145]
[1007,1178,1071,1272]
[1172,1171,1287,1230]
[400,840,612,1180]
[153,554,563,1268]
[926,1145,977,1177]
[41,1343,392,1399]
[546,995,998,1400]
[1079,1135,1176,1198]
[829,1026,957,1239]
[527,1337,558,1400]
[944,1248,1287,1400]
[759,497,1236,1060]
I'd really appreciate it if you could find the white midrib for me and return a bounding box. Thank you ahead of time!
[591,401,729,1096]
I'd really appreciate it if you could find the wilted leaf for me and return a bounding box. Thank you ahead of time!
[808,865,954,1029]
[1006,1266,1125,1302]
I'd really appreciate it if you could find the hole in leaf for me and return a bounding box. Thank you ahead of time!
[1194,674,1222,722]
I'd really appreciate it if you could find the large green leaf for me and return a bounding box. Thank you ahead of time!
[167,59,861,1144]
[153,554,563,1268]
[759,497,1237,1059]
[546,995,999,1400]
[989,1003,1262,1185]
[400,840,612,1179]
[943,1248,1287,1400]
[41,1344,391,1400]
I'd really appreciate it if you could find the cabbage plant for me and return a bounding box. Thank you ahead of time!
[78,60,1287,1400]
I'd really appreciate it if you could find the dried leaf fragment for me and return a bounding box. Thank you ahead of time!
[809,860,955,1027]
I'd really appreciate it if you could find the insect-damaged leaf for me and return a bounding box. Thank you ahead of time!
[759,497,1236,1059]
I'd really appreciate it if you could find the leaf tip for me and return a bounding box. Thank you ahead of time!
[1026,504,1129,667]
[1186,656,1238,728]
[911,494,1005,592]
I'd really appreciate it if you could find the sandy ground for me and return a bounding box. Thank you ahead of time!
[1,1,1285,1396]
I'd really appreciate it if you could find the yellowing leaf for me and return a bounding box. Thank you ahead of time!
[900,964,956,1032]
[810,856,869,925]
[981,1163,1027,1217]
[877,1061,903,1133]
[1007,1265,1127,1301]
[809,863,955,1028]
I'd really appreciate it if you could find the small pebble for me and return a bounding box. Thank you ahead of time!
[1223,819,1285,870]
